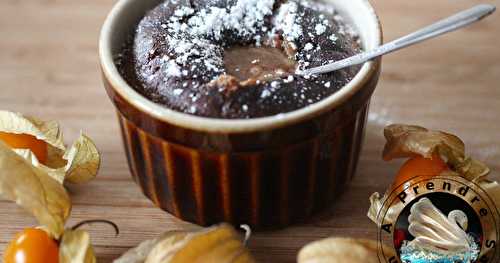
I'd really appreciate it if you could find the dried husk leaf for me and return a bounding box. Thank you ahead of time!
[0,111,65,150]
[479,180,500,208]
[367,190,407,228]
[383,124,465,161]
[0,111,101,184]
[13,148,66,184]
[59,229,96,263]
[0,141,71,238]
[114,224,255,263]
[145,231,191,263]
[146,224,255,263]
[8,135,100,184]
[113,232,178,263]
[0,111,66,166]
[367,192,385,225]
[13,148,41,164]
[62,133,100,184]
[28,134,100,184]
[451,157,490,181]
[298,237,394,263]
[383,124,490,181]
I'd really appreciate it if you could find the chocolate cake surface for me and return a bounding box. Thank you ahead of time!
[117,0,361,119]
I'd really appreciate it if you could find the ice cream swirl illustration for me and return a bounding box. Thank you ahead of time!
[400,198,480,263]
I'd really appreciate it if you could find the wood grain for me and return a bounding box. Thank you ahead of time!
[0,0,499,262]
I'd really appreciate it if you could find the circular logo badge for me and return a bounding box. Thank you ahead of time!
[375,175,500,263]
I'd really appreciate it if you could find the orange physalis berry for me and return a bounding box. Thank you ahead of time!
[0,132,48,164]
[3,228,59,263]
[391,154,448,191]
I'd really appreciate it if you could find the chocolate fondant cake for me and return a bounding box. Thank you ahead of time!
[117,0,361,119]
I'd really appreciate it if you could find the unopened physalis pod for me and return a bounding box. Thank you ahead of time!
[114,224,255,263]
[0,110,104,263]
[298,237,394,263]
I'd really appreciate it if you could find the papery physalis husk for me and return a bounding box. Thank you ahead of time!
[382,124,489,181]
[0,111,65,149]
[367,192,399,227]
[113,232,175,263]
[297,237,394,263]
[62,134,100,184]
[114,224,255,263]
[479,180,500,211]
[0,141,71,238]
[368,124,498,225]
[59,229,97,263]
[382,124,464,161]
[0,110,100,184]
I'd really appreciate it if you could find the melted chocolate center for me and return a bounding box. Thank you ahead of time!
[224,46,296,84]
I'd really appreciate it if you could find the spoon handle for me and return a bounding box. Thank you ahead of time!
[301,4,496,75]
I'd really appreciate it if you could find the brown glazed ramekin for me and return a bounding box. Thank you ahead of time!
[99,0,382,229]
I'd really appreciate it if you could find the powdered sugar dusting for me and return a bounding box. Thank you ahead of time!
[186,0,274,41]
[156,0,277,80]
[304,43,314,51]
[315,23,326,35]
[273,2,303,42]
[165,59,182,77]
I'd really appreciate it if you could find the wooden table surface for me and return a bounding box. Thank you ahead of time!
[1,0,499,262]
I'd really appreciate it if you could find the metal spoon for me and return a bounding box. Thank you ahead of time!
[299,4,496,76]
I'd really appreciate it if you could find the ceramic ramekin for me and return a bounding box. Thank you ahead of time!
[100,0,382,229]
